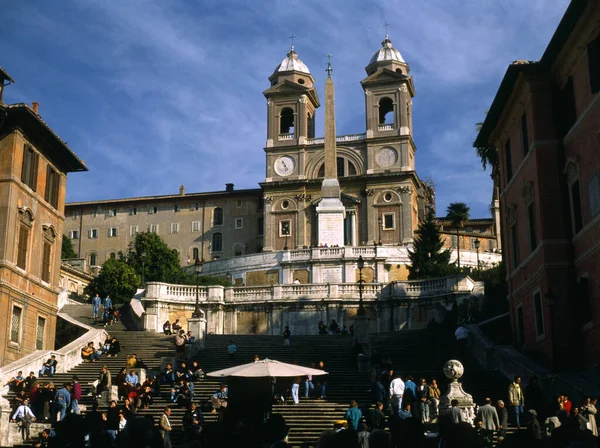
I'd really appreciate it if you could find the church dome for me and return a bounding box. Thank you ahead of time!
[274,48,311,74]
[368,36,405,65]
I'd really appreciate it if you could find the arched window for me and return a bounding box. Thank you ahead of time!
[379,97,394,124]
[213,207,223,226]
[109,252,116,259]
[89,253,97,266]
[212,233,223,252]
[192,247,199,261]
[280,108,295,134]
[318,157,358,177]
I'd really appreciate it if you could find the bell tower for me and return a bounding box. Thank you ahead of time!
[361,35,416,173]
[263,46,320,150]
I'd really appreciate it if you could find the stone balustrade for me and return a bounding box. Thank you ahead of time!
[306,133,366,145]
[145,275,474,304]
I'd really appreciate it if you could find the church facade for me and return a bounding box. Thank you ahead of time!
[64,37,441,271]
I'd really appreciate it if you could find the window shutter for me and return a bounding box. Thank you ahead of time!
[41,242,51,282]
[45,165,52,202]
[115,227,119,236]
[30,151,39,192]
[21,148,29,184]
[17,226,29,269]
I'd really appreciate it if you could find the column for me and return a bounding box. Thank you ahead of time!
[351,211,357,246]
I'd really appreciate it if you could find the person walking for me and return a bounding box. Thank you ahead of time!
[104,295,113,311]
[428,379,441,420]
[345,400,363,431]
[55,383,71,421]
[92,294,101,319]
[508,376,525,429]
[304,374,314,399]
[283,326,291,346]
[226,340,237,360]
[476,398,500,440]
[71,375,81,414]
[389,374,405,416]
[160,406,173,448]
[497,400,509,443]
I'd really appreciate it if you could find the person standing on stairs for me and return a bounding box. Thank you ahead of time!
[508,376,525,429]
[227,340,237,360]
[96,365,112,398]
[389,374,405,416]
[55,383,71,421]
[71,375,82,415]
[345,400,363,431]
[316,360,327,399]
[92,294,101,319]
[283,326,291,346]
[103,295,113,312]
[291,377,300,404]
[106,400,120,443]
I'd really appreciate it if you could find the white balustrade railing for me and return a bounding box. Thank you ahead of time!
[290,249,311,260]
[305,133,366,145]
[145,276,474,303]
[317,247,344,258]
[378,124,394,131]
[278,133,294,141]
[351,247,376,257]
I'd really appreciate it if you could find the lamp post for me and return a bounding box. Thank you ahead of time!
[474,238,481,273]
[141,251,147,286]
[192,257,203,318]
[357,255,366,315]
[377,217,383,246]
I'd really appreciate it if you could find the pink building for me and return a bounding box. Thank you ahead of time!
[475,0,600,368]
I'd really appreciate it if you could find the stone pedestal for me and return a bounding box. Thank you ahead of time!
[187,317,207,349]
[316,179,345,247]
[0,395,12,447]
[439,360,475,424]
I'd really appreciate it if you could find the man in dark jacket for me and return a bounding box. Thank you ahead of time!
[527,409,542,445]
[497,400,509,443]
[182,403,204,442]
[368,402,386,430]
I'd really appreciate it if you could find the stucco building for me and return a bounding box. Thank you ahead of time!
[475,0,600,368]
[0,68,87,365]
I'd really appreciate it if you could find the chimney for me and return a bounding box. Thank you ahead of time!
[31,102,39,114]
[179,185,185,196]
[226,183,234,193]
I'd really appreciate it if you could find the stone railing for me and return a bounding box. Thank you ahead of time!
[378,124,394,131]
[305,133,366,145]
[145,276,473,304]
[466,323,596,407]
[387,276,474,298]
[281,245,387,263]
[278,133,294,141]
[0,311,109,418]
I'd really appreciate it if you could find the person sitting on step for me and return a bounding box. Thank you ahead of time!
[211,384,228,414]
[163,320,172,335]
[6,371,26,392]
[39,356,58,377]
[108,337,120,357]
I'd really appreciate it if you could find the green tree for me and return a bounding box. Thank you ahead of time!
[84,258,140,304]
[408,212,451,279]
[474,110,498,171]
[446,202,470,268]
[126,232,187,284]
[61,235,77,259]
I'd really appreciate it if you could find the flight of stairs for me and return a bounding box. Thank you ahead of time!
[4,305,516,447]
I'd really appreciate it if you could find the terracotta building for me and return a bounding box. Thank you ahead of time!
[0,67,87,366]
[475,0,600,368]
[436,218,499,266]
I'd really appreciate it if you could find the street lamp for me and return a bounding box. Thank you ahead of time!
[141,251,147,286]
[377,216,383,246]
[357,255,366,316]
[192,257,203,318]
[474,239,481,272]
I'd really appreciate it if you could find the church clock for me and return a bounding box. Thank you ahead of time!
[274,156,296,176]
[376,147,398,168]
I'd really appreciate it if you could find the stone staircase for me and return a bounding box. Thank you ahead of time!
[5,305,516,447]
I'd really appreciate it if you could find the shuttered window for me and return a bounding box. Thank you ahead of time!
[21,146,39,191]
[44,166,60,208]
[41,242,51,282]
[17,225,29,269]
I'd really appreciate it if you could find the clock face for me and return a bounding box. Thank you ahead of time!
[376,147,398,168]
[274,156,296,176]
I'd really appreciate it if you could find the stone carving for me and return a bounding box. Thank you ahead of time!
[294,194,312,202]
[364,89,371,96]
[42,224,57,243]
[298,95,308,104]
[263,196,273,204]
[364,189,375,197]
[18,206,34,225]
[440,359,475,424]
[443,359,464,382]
[522,182,534,204]
[397,186,411,194]
[399,85,408,92]
[507,204,517,226]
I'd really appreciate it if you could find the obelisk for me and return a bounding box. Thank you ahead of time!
[316,56,345,247]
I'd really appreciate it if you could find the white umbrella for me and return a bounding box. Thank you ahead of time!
[206,358,328,378]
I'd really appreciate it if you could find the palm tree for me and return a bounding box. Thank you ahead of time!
[446,202,470,268]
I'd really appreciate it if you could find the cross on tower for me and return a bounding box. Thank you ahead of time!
[326,54,333,77]
[383,22,390,38]
[289,33,296,50]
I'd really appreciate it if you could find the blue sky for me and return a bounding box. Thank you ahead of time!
[2,0,569,218]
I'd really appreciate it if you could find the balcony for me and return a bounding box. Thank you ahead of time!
[378,124,394,131]
[278,133,294,141]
